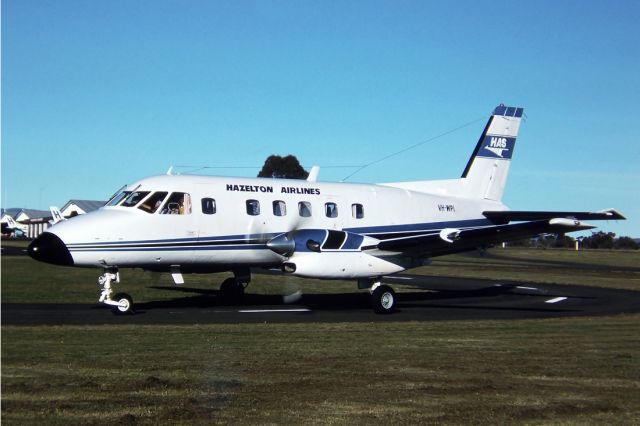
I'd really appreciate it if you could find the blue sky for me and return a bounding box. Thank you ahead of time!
[2,0,638,236]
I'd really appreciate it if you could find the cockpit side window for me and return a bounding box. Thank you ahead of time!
[106,191,131,206]
[160,192,192,215]
[121,191,151,207]
[139,192,168,213]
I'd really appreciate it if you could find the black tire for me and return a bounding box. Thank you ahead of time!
[219,278,245,304]
[372,285,396,314]
[112,292,133,314]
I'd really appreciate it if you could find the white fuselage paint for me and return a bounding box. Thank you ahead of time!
[45,174,507,277]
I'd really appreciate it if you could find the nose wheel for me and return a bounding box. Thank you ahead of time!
[98,270,134,314]
[112,293,133,314]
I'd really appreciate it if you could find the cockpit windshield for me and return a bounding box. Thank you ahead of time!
[105,186,191,215]
[138,192,168,213]
[105,184,127,206]
[121,191,151,207]
[106,190,131,206]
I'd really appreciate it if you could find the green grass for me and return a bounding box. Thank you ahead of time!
[3,318,639,424]
[2,244,640,424]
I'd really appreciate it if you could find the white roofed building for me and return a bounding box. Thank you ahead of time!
[13,209,52,238]
[60,200,106,218]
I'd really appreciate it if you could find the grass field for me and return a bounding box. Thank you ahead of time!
[2,243,640,424]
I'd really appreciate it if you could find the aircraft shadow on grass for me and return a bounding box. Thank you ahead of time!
[123,285,581,314]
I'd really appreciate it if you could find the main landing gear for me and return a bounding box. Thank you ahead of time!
[218,269,251,304]
[98,270,134,314]
[359,278,397,314]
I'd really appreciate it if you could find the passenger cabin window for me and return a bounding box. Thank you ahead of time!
[121,191,150,207]
[325,202,338,218]
[352,203,364,219]
[273,200,286,216]
[298,201,312,217]
[246,199,260,216]
[139,192,168,213]
[202,198,216,215]
[160,192,192,215]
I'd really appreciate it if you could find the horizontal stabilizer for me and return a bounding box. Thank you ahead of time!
[483,209,625,225]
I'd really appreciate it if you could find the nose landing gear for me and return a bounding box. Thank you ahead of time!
[98,270,134,314]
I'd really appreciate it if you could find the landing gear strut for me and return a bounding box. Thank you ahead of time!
[98,270,133,314]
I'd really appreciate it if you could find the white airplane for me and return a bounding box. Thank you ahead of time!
[28,105,625,314]
[1,215,27,238]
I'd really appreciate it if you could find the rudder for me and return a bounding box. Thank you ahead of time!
[461,104,523,201]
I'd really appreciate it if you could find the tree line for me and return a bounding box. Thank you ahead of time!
[508,232,638,250]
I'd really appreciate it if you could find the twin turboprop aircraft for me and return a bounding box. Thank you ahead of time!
[28,105,625,314]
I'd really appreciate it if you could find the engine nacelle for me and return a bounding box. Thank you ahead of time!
[282,251,405,279]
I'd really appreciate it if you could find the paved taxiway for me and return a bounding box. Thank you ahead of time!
[3,274,639,325]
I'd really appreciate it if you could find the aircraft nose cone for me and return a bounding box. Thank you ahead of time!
[28,232,74,266]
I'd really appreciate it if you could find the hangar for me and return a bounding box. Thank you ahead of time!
[60,200,106,218]
[1,199,105,239]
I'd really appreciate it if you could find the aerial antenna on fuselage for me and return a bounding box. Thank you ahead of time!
[166,166,174,175]
[307,166,320,182]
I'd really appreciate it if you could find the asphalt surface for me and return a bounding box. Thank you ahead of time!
[3,274,640,325]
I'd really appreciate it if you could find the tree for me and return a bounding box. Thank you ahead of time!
[554,234,575,248]
[257,155,308,179]
[580,231,616,249]
[614,236,639,250]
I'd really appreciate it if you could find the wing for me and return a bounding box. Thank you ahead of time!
[482,208,625,224]
[374,209,624,258]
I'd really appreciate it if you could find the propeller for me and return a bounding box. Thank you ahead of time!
[266,232,296,256]
[265,209,310,256]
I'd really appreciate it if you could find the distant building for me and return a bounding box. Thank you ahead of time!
[60,200,106,218]
[1,199,106,239]
[14,209,52,238]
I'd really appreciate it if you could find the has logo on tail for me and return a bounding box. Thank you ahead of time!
[480,136,515,159]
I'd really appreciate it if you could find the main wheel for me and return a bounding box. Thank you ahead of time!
[372,285,396,314]
[219,278,245,304]
[112,292,133,314]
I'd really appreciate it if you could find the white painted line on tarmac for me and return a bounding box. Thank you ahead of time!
[517,286,539,291]
[386,276,413,280]
[239,309,311,313]
[545,297,568,304]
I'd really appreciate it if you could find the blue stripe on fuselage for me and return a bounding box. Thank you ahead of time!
[66,218,494,252]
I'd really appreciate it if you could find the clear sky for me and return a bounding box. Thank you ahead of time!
[2,0,638,236]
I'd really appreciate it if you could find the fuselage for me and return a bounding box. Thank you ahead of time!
[32,174,505,276]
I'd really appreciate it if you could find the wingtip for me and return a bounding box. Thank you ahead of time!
[598,208,626,220]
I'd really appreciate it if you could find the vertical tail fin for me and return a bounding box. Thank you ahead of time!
[5,215,18,228]
[50,206,65,224]
[461,104,523,201]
